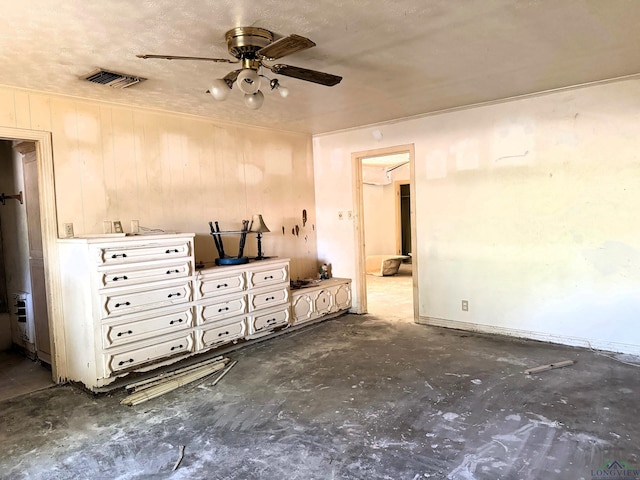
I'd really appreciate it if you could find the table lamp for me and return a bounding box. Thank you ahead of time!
[249,214,270,259]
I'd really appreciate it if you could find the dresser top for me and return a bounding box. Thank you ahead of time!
[58,233,196,244]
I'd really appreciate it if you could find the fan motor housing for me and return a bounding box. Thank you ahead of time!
[225,27,274,59]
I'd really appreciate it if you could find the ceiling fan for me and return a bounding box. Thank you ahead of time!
[137,26,342,109]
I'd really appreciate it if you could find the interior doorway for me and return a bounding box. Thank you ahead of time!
[0,126,62,398]
[351,144,417,321]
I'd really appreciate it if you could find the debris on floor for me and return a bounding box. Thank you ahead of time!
[120,356,236,406]
[524,359,575,375]
[172,445,185,471]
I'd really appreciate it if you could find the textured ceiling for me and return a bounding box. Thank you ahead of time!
[2,1,640,134]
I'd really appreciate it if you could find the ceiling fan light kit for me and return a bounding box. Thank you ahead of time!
[138,26,342,110]
[244,90,264,110]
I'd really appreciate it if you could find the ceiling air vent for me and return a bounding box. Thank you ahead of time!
[82,69,146,88]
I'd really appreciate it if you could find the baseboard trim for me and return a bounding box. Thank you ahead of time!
[417,316,640,356]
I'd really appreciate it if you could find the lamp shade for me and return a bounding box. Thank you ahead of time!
[244,91,264,110]
[237,68,261,94]
[209,79,230,101]
[249,214,270,233]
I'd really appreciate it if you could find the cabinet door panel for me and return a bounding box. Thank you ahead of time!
[313,289,334,316]
[291,293,316,324]
[332,283,352,311]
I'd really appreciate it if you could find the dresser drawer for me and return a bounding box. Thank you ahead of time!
[97,239,192,265]
[100,280,193,318]
[99,259,193,288]
[247,306,290,335]
[196,318,247,350]
[104,331,194,375]
[198,270,246,299]
[101,305,194,348]
[199,294,247,324]
[248,286,289,311]
[247,264,289,289]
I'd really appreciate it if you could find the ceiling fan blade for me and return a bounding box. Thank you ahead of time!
[257,34,315,60]
[136,54,238,64]
[268,64,342,86]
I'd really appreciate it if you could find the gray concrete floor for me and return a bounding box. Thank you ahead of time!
[0,350,53,402]
[1,268,639,479]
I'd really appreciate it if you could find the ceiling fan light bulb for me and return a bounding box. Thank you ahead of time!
[278,86,289,98]
[237,68,261,94]
[244,91,264,110]
[209,79,230,101]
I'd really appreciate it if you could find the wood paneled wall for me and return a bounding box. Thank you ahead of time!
[0,86,318,279]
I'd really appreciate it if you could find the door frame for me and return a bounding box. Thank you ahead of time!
[351,143,417,318]
[0,126,66,382]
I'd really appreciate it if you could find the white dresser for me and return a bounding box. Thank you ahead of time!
[58,234,295,391]
[195,258,291,350]
[290,278,352,325]
[58,234,197,390]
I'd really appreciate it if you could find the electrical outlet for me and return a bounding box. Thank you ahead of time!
[338,211,344,220]
[462,300,469,311]
[64,223,74,238]
[347,210,353,219]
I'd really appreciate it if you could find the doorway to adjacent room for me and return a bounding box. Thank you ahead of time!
[351,144,417,322]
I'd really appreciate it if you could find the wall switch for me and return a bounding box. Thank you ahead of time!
[64,223,74,238]
[131,220,139,234]
[338,211,344,220]
[103,221,112,234]
[462,300,469,311]
[347,210,353,219]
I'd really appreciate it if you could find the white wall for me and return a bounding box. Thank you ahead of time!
[363,163,410,255]
[0,86,319,280]
[314,78,640,355]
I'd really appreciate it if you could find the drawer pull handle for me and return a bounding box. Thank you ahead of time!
[118,358,134,366]
[218,331,230,337]
[111,253,127,259]
[170,344,184,351]
[114,301,131,308]
[112,275,128,281]
[116,330,133,337]
[169,318,184,325]
[166,269,180,275]
[165,249,179,254]
[266,296,276,301]
[167,292,182,298]
[264,275,274,280]
[218,307,230,313]
[267,318,277,325]
[216,283,229,289]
